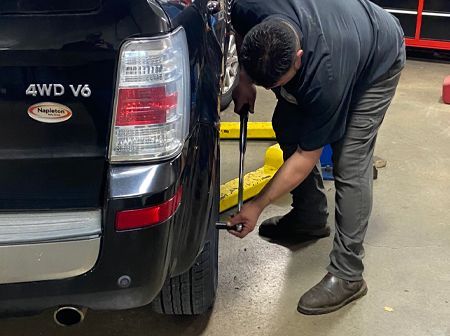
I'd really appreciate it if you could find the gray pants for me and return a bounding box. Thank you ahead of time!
[272,54,404,281]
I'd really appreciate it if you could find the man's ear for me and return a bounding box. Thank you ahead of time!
[294,50,303,70]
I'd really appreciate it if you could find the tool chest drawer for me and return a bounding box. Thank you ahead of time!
[372,0,419,10]
[393,13,418,38]
[422,0,450,41]
[421,16,450,41]
[371,0,418,38]
[372,0,450,50]
[423,0,450,12]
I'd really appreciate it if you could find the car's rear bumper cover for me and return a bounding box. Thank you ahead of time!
[0,156,183,315]
[0,220,176,316]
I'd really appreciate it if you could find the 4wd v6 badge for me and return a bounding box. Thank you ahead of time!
[27,102,72,123]
[25,84,91,97]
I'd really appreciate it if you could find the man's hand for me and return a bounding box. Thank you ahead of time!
[227,147,323,240]
[227,201,264,238]
[232,73,256,114]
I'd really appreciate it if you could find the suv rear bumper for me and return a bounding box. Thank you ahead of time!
[0,219,176,315]
[0,156,184,315]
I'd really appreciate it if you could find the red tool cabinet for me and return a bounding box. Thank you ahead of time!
[372,0,450,50]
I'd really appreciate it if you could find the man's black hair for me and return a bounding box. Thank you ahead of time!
[240,19,299,88]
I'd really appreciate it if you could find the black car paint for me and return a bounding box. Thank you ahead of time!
[0,0,224,314]
[0,0,169,209]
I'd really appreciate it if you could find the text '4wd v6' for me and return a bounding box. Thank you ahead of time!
[26,84,92,97]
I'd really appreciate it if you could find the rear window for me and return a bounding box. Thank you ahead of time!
[0,0,101,14]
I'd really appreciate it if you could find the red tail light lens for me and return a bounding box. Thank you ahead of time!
[116,87,178,126]
[115,187,183,231]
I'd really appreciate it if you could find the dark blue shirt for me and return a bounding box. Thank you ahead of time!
[231,0,405,150]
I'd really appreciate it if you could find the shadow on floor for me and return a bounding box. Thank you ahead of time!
[0,305,213,336]
[261,235,328,253]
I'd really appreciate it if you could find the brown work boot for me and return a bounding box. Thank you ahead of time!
[258,210,330,242]
[297,273,368,315]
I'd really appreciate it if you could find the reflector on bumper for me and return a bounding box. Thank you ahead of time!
[115,187,182,231]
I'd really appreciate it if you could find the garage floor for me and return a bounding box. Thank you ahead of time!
[1,60,449,336]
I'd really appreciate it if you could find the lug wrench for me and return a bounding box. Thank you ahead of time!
[216,104,250,233]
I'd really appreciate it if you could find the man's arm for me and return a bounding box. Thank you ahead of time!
[229,147,323,238]
[254,147,322,208]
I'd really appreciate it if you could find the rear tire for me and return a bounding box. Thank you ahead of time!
[151,225,218,315]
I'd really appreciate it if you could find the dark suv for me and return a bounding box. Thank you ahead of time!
[0,0,226,323]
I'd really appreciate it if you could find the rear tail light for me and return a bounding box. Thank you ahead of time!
[115,187,183,231]
[109,27,190,162]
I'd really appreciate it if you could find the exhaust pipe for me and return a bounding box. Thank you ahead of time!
[53,306,87,327]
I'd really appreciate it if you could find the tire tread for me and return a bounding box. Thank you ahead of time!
[150,227,218,315]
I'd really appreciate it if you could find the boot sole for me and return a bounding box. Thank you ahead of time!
[297,282,368,315]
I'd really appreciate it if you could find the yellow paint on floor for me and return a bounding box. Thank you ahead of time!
[220,122,276,139]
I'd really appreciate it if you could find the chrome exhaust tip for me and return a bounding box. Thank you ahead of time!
[53,306,87,327]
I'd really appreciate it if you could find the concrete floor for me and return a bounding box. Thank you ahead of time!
[1,60,449,335]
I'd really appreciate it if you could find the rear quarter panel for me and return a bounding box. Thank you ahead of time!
[160,0,224,276]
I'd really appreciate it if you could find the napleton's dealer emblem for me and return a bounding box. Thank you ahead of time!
[27,102,72,123]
